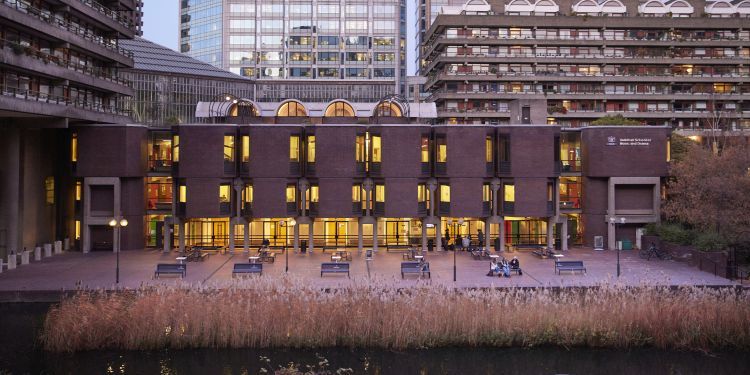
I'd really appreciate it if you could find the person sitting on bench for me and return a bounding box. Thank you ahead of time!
[418,258,430,277]
[488,258,501,276]
[500,258,511,278]
[509,256,522,275]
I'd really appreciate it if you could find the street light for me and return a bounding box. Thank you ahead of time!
[108,218,128,285]
[609,216,626,277]
[453,218,464,282]
[280,219,296,273]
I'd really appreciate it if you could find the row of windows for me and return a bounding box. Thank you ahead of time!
[230,35,399,48]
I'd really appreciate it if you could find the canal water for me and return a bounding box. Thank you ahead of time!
[1,303,747,374]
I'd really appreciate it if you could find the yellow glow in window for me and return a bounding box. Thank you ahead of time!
[243,185,253,203]
[173,135,180,162]
[71,133,78,162]
[375,185,385,202]
[309,185,319,203]
[290,136,300,162]
[179,185,187,203]
[352,185,361,202]
[286,185,296,202]
[242,136,250,162]
[483,184,492,202]
[437,144,447,163]
[440,185,450,202]
[75,181,82,201]
[307,135,316,163]
[372,135,381,163]
[504,184,515,203]
[485,136,493,163]
[224,135,235,162]
[421,137,429,162]
[219,185,230,203]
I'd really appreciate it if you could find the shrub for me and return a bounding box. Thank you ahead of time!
[694,231,728,252]
[591,114,640,126]
[648,222,694,245]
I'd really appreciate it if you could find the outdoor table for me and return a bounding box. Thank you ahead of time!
[414,255,424,260]
[331,255,342,263]
[553,254,564,258]
[176,256,187,264]
[248,256,260,264]
[489,254,500,260]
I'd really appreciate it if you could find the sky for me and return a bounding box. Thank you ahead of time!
[140,0,416,73]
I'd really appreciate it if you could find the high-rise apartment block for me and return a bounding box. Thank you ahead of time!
[179,0,407,102]
[421,0,750,129]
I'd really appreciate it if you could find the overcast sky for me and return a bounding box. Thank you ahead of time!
[140,0,416,74]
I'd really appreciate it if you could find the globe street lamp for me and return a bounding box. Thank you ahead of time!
[109,218,128,285]
[609,216,626,277]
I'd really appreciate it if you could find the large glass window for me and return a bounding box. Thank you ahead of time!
[421,136,430,162]
[324,101,355,117]
[355,134,366,163]
[307,135,316,163]
[243,185,253,204]
[71,133,78,162]
[224,135,235,162]
[485,136,493,163]
[147,177,172,210]
[290,135,300,162]
[318,36,339,46]
[440,185,450,202]
[483,184,493,202]
[173,135,180,162]
[242,135,250,163]
[45,177,54,205]
[437,138,447,163]
[286,185,296,203]
[219,184,230,203]
[277,101,307,116]
[371,135,382,163]
[375,184,385,203]
[179,184,187,203]
[504,184,515,202]
[418,184,430,209]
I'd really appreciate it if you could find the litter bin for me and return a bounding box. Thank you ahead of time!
[300,240,307,253]
[427,239,434,252]
[494,237,500,252]
[621,239,633,250]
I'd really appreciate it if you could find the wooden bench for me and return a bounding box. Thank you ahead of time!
[321,262,350,277]
[531,248,556,259]
[555,260,586,275]
[232,263,262,277]
[154,263,186,278]
[401,261,430,279]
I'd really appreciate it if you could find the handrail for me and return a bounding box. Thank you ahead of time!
[1,0,134,58]
[0,84,131,116]
[1,38,131,86]
[76,0,134,30]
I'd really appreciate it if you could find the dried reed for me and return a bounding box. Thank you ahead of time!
[41,277,750,352]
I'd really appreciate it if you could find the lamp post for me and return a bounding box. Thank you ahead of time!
[108,218,128,285]
[610,216,626,277]
[280,219,296,273]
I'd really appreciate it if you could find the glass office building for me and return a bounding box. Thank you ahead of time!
[179,0,407,102]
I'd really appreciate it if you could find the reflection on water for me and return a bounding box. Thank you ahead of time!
[1,303,748,375]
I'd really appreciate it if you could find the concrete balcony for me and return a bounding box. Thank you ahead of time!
[60,0,136,38]
[0,88,131,123]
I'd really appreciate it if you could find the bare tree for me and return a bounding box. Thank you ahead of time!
[702,94,731,154]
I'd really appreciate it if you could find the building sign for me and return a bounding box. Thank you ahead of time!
[606,136,652,146]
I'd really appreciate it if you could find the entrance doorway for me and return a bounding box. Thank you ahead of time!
[324,220,347,247]
[186,219,228,247]
[384,220,409,246]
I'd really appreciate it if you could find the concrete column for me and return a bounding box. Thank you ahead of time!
[607,177,616,250]
[308,222,314,253]
[298,179,308,217]
[243,220,249,253]
[228,218,235,254]
[547,217,554,250]
[34,246,41,261]
[372,221,379,252]
[357,219,364,252]
[178,218,185,253]
[435,219,442,251]
[293,222,300,253]
[608,221,617,250]
[499,219,506,252]
[163,217,171,253]
[561,215,569,251]
[421,221,427,251]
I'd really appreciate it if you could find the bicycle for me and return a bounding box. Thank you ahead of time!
[639,243,672,260]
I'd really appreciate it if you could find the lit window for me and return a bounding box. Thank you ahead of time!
[440,185,450,202]
[219,184,230,203]
[667,139,671,162]
[290,136,300,162]
[371,135,381,163]
[75,220,80,240]
[277,101,307,117]
[179,185,187,203]
[375,185,385,202]
[483,184,492,202]
[324,101,355,117]
[504,184,515,202]
[418,184,430,208]
[352,185,361,202]
[45,177,54,205]
[224,135,235,162]
[437,143,447,163]
[307,135,316,163]
[374,102,402,117]
[243,185,253,203]
[355,134,366,163]
[286,185,296,203]
[242,135,250,163]
[75,181,82,201]
[71,133,78,162]
[421,136,430,162]
[307,185,319,209]
[173,135,180,162]
[485,136,493,163]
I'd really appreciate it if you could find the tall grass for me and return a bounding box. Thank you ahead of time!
[41,277,750,352]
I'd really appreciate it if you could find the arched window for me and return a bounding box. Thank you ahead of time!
[276,100,307,117]
[374,102,403,117]
[230,100,259,117]
[324,101,355,117]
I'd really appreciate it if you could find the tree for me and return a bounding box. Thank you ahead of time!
[663,144,750,245]
[669,133,697,163]
[591,114,641,126]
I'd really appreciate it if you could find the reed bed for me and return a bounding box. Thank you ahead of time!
[41,277,750,352]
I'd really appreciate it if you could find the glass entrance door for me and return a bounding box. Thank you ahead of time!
[324,221,347,247]
[262,221,287,246]
[385,220,409,246]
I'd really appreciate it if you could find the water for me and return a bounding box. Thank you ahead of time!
[1,303,747,374]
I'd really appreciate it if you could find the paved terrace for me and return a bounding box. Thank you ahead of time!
[0,247,737,295]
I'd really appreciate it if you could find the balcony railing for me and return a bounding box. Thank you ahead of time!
[147,199,172,211]
[1,0,134,58]
[561,160,581,173]
[1,85,130,116]
[76,0,135,30]
[560,199,581,210]
[148,159,172,173]
[1,38,131,85]
[306,162,316,175]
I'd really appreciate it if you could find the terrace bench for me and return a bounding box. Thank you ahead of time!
[232,263,262,277]
[154,263,186,278]
[531,247,556,259]
[258,252,276,263]
[555,260,586,275]
[401,261,430,279]
[321,262,350,277]
[387,244,411,252]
